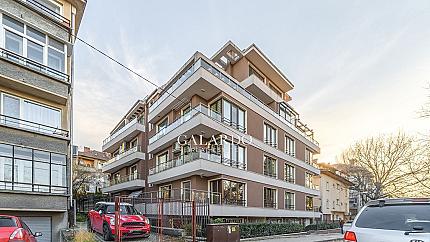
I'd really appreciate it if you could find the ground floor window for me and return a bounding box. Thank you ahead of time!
[209,179,246,206]
[159,184,172,199]
[264,187,277,208]
[285,192,295,210]
[181,181,191,201]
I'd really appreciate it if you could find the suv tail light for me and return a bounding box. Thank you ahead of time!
[344,231,357,241]
[9,228,25,241]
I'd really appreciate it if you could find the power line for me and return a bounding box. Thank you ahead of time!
[72,34,186,107]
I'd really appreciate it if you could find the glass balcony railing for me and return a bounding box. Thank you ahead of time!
[0,114,68,138]
[148,58,319,146]
[149,150,246,175]
[107,173,142,187]
[18,0,70,27]
[103,145,142,167]
[103,118,144,146]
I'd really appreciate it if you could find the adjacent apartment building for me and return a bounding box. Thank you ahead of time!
[72,146,110,196]
[0,0,85,241]
[102,41,321,223]
[316,163,353,221]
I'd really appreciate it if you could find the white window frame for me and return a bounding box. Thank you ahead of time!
[263,186,278,209]
[285,135,295,157]
[263,155,277,178]
[284,191,295,210]
[181,180,191,200]
[284,163,295,183]
[0,13,67,73]
[263,122,277,147]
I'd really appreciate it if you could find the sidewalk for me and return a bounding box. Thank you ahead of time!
[246,232,343,242]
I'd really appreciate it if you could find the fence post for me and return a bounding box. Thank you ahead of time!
[192,200,196,242]
[114,196,121,242]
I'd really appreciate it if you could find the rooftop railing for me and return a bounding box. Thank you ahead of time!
[149,150,246,175]
[0,114,68,138]
[0,48,69,82]
[103,145,142,167]
[18,0,70,28]
[148,58,318,146]
[102,118,144,146]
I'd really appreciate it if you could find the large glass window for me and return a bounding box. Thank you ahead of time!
[263,155,277,178]
[305,149,313,164]
[210,99,246,132]
[264,123,277,147]
[1,93,62,133]
[284,164,295,183]
[0,144,67,194]
[36,0,62,14]
[222,140,245,169]
[2,15,66,74]
[305,173,313,189]
[210,180,245,206]
[285,136,295,157]
[157,152,168,172]
[279,103,294,123]
[181,181,191,201]
[306,196,314,211]
[264,187,277,208]
[285,192,295,210]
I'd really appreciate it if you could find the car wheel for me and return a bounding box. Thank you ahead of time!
[103,223,114,241]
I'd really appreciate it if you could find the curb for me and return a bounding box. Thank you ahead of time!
[240,231,309,241]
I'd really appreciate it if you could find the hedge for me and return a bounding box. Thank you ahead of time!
[239,223,304,238]
[304,222,340,231]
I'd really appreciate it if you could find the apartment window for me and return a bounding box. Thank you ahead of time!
[249,65,264,81]
[306,196,314,211]
[285,136,295,157]
[264,123,277,147]
[222,140,245,169]
[285,192,295,210]
[37,0,63,14]
[0,143,67,194]
[2,15,66,73]
[284,163,295,183]
[129,165,138,179]
[305,172,313,189]
[305,149,313,164]
[210,99,246,132]
[181,181,191,201]
[209,179,246,206]
[156,152,168,172]
[157,117,168,133]
[1,93,61,132]
[159,184,172,199]
[279,103,294,123]
[326,181,329,191]
[182,105,191,122]
[264,187,277,208]
[263,155,277,178]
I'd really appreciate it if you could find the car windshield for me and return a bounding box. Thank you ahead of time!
[105,205,140,215]
[355,204,430,232]
[0,217,17,227]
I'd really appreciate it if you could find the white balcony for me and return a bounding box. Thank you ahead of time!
[240,74,284,104]
[102,146,145,173]
[102,174,145,194]
[102,118,145,153]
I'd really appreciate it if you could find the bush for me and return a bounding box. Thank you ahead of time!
[73,230,95,242]
[239,223,304,238]
[212,218,224,224]
[76,213,87,223]
[304,222,340,231]
[182,223,201,236]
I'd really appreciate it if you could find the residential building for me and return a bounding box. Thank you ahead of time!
[72,146,110,196]
[315,163,353,221]
[0,0,86,241]
[101,41,321,223]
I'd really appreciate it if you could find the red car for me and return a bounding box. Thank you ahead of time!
[0,215,42,242]
[87,202,150,241]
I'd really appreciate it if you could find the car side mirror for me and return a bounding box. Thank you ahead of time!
[98,210,103,215]
[34,232,42,237]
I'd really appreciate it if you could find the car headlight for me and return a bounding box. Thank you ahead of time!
[145,218,150,224]
[109,217,115,225]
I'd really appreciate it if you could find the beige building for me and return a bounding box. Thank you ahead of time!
[316,164,353,221]
[102,41,321,223]
[0,0,86,241]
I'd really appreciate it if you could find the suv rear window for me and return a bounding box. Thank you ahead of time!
[0,217,17,227]
[356,204,430,232]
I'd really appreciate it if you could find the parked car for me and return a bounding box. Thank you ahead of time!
[0,215,42,242]
[88,202,150,241]
[344,198,430,242]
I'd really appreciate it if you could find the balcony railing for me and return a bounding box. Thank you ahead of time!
[148,58,318,146]
[17,0,70,27]
[108,173,142,187]
[149,151,246,175]
[285,204,295,210]
[0,48,69,82]
[0,114,68,138]
[103,145,142,167]
[264,201,277,208]
[103,118,144,145]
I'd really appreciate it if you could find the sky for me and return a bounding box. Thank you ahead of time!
[72,0,430,163]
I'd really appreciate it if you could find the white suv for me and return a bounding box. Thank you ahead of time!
[344,198,430,242]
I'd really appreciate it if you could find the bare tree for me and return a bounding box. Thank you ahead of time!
[72,165,97,198]
[338,132,429,199]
